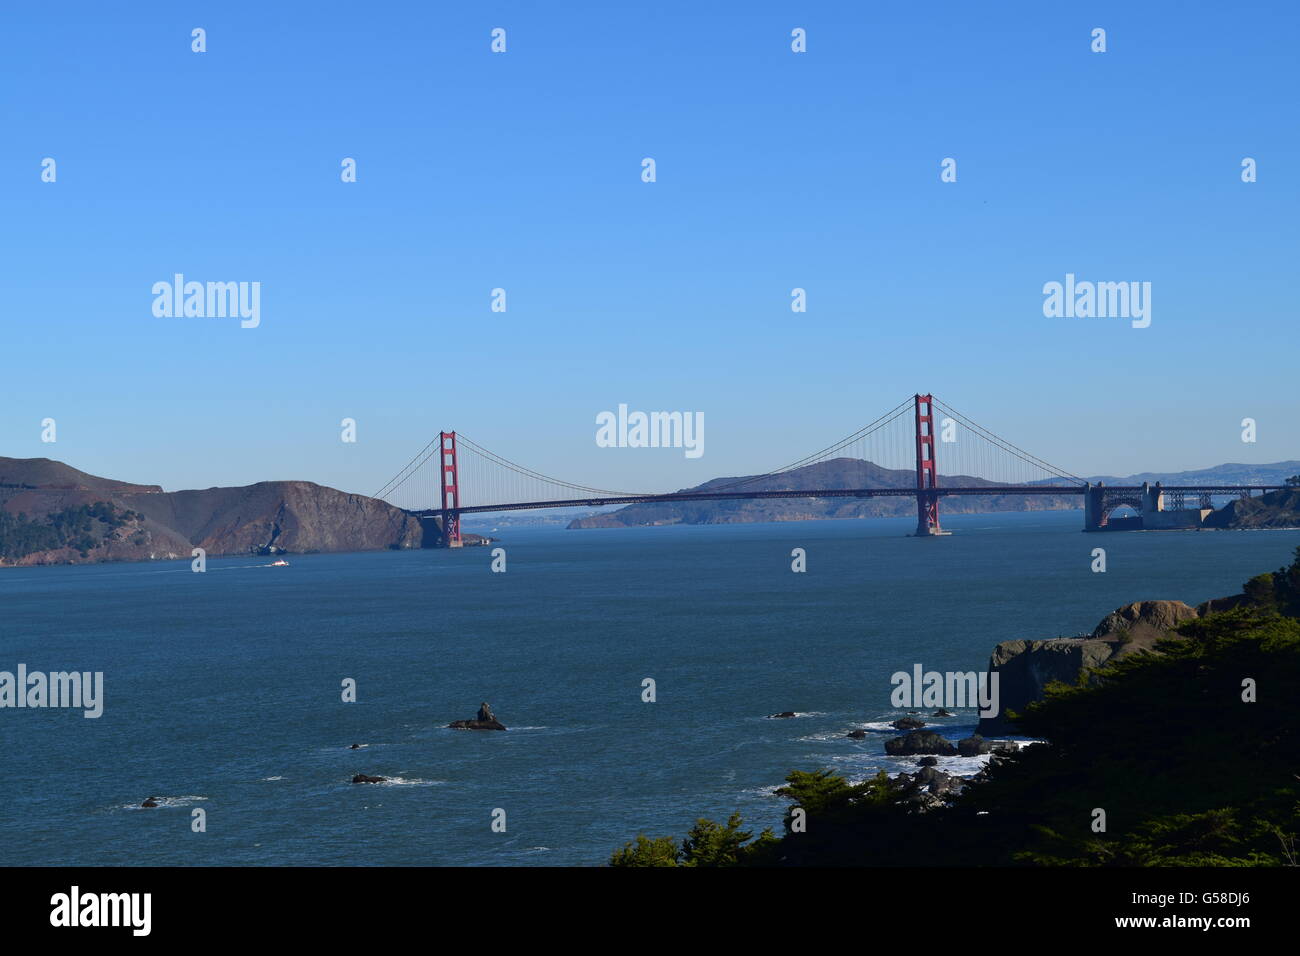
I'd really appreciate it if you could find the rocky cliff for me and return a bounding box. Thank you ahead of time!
[0,456,470,566]
[978,598,1220,735]
[117,481,424,556]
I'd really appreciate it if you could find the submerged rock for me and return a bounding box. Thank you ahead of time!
[769,711,797,719]
[846,729,867,739]
[140,797,159,808]
[352,774,386,784]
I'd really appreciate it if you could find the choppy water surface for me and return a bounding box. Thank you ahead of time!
[1,512,1294,865]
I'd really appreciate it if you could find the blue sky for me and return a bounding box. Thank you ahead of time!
[3,1,1297,501]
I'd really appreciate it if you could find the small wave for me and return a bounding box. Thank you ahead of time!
[123,795,208,810]
[763,711,825,720]
[798,730,865,742]
[261,776,284,782]
[371,776,444,787]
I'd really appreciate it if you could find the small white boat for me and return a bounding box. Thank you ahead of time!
[270,559,290,567]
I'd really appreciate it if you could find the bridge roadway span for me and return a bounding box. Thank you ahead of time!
[411,484,1286,517]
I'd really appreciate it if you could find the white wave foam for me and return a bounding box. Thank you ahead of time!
[763,711,825,720]
[798,730,865,742]
[369,776,444,787]
[123,795,208,810]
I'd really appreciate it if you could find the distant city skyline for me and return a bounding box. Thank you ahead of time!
[4,1,1297,498]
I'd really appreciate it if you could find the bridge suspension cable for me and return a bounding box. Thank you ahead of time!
[372,436,439,501]
[929,397,1084,485]
[371,392,1089,512]
[454,434,647,499]
[706,397,917,492]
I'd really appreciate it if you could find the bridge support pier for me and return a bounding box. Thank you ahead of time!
[439,430,463,548]
[1141,481,1163,518]
[1084,482,1101,530]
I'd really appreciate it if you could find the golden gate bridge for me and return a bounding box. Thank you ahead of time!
[372,394,1286,546]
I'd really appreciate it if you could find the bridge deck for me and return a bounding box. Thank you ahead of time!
[409,485,1286,516]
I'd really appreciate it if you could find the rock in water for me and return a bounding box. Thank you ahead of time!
[957,734,993,757]
[352,774,386,784]
[883,730,958,756]
[892,717,926,730]
[140,797,159,808]
[846,729,867,739]
[769,711,797,719]
[448,702,507,731]
[885,768,964,810]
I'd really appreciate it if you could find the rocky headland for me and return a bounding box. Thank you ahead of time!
[977,594,1245,735]
[0,456,485,566]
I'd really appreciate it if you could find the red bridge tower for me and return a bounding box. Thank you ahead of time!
[913,394,943,536]
[439,430,463,548]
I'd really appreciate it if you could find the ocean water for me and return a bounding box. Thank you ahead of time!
[0,511,1295,866]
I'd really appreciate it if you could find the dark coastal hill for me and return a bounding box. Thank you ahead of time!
[1205,486,1300,529]
[1085,461,1300,487]
[568,457,1081,529]
[0,456,468,566]
[571,458,1300,530]
[0,457,161,495]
